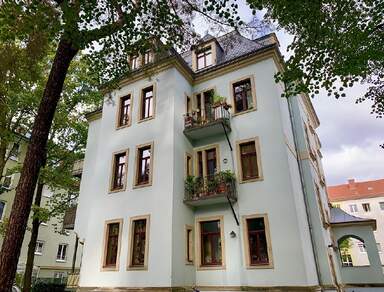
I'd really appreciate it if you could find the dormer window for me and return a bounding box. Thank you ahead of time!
[130,55,140,70]
[196,47,213,70]
[143,50,153,65]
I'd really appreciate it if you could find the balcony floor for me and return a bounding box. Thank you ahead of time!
[183,119,231,142]
[184,192,237,207]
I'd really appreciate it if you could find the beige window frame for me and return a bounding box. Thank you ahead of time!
[236,137,263,183]
[127,214,150,270]
[116,93,133,129]
[142,50,154,65]
[185,94,192,115]
[315,183,329,228]
[185,225,194,265]
[230,75,257,116]
[101,218,123,271]
[129,54,141,70]
[133,142,154,188]
[185,153,193,178]
[109,149,129,193]
[193,144,220,177]
[195,215,226,270]
[242,214,273,269]
[192,41,217,71]
[138,84,156,123]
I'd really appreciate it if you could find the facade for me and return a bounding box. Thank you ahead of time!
[75,31,384,291]
[0,139,82,282]
[328,178,384,267]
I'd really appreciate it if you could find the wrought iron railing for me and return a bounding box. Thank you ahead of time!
[184,104,231,129]
[184,172,236,202]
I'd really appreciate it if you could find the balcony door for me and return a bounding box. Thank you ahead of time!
[196,146,218,178]
[195,89,214,122]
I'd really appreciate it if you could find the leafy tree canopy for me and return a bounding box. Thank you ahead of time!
[248,0,384,117]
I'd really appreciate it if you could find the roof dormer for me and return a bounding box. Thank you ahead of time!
[192,35,223,71]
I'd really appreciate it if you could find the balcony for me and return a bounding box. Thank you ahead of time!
[183,104,231,142]
[184,171,237,207]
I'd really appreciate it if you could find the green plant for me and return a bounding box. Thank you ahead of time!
[212,94,227,105]
[185,175,197,196]
[219,170,236,183]
[206,176,219,193]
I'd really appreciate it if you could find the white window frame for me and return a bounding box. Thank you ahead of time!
[349,204,358,213]
[56,244,68,262]
[35,240,44,255]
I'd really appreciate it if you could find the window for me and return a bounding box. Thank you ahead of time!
[195,145,219,178]
[200,219,223,267]
[362,203,371,212]
[186,95,192,115]
[380,202,384,210]
[185,153,193,177]
[140,86,155,120]
[117,95,132,127]
[232,78,255,113]
[135,143,153,187]
[103,220,122,270]
[196,47,212,70]
[2,175,12,189]
[358,243,366,253]
[236,138,262,183]
[243,215,273,268]
[35,241,44,255]
[377,243,382,253]
[143,50,153,65]
[130,55,140,70]
[128,215,150,269]
[332,203,340,208]
[349,204,358,213]
[341,254,353,267]
[110,150,128,191]
[10,142,20,159]
[315,184,328,227]
[56,244,68,261]
[0,201,5,220]
[185,225,193,264]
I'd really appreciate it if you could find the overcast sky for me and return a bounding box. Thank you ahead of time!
[195,4,384,186]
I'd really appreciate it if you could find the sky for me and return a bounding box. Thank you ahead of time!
[195,3,384,186]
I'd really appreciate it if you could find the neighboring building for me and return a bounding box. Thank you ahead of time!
[0,139,83,282]
[328,178,384,267]
[75,31,384,291]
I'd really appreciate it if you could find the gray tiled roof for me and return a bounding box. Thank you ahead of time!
[330,207,376,228]
[180,31,277,69]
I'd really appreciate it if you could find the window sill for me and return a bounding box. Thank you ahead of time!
[109,186,126,194]
[232,107,257,117]
[246,263,274,269]
[101,265,119,272]
[127,265,148,271]
[239,176,264,184]
[116,123,132,130]
[137,116,154,124]
[133,182,152,189]
[56,259,66,263]
[197,264,226,271]
[34,252,42,256]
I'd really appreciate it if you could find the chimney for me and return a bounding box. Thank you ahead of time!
[348,179,357,191]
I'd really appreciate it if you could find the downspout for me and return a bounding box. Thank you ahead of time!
[286,94,323,288]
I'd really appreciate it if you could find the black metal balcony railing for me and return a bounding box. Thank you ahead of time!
[184,172,237,206]
[183,104,231,142]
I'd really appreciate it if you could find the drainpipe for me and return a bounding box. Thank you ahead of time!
[286,94,323,288]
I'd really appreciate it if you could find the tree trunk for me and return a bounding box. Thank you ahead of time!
[0,39,78,292]
[22,182,44,292]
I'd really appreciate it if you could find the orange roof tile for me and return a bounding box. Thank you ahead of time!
[328,178,384,202]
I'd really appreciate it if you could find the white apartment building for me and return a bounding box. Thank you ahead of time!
[328,179,384,268]
[74,31,384,291]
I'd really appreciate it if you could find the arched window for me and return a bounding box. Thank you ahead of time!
[338,235,370,267]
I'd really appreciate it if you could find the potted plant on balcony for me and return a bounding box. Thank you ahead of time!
[185,175,197,200]
[206,175,219,195]
[217,170,235,193]
[212,94,231,110]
